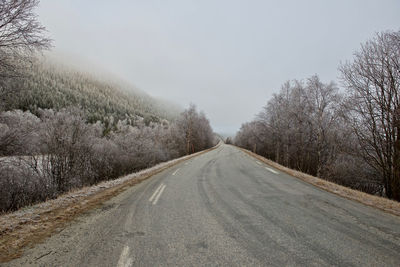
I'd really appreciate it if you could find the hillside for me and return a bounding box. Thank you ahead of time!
[2,58,180,126]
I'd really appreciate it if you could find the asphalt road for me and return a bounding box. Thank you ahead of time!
[6,144,400,266]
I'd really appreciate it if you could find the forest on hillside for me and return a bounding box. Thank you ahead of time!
[1,59,181,129]
[235,30,400,201]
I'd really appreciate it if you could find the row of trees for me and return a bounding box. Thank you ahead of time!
[235,30,400,200]
[0,106,216,212]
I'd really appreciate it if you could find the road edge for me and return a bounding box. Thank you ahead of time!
[235,145,400,218]
[0,143,220,263]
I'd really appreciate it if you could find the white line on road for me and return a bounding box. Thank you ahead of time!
[117,245,133,267]
[152,184,166,205]
[256,161,262,165]
[149,184,163,202]
[265,167,279,174]
[172,168,180,176]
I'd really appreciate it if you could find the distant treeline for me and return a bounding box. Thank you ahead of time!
[0,105,215,212]
[235,30,400,201]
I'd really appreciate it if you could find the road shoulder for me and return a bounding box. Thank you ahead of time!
[0,145,218,263]
[236,146,400,218]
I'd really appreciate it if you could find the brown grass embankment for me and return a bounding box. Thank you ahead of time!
[238,147,400,218]
[0,144,219,263]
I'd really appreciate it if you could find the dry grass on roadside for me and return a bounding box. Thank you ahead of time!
[0,145,218,263]
[239,147,400,218]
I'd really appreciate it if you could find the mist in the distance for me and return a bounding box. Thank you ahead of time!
[37,0,400,135]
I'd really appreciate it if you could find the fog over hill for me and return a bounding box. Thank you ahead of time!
[2,55,181,126]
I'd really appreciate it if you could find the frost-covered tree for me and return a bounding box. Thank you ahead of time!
[305,75,341,177]
[340,30,400,200]
[176,104,215,155]
[2,59,180,123]
[0,0,51,108]
[0,109,40,155]
[0,104,215,212]
[234,75,382,194]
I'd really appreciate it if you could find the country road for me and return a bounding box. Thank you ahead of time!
[6,144,400,266]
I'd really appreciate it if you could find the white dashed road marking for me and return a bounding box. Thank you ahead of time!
[265,167,279,174]
[117,245,133,267]
[152,184,166,205]
[149,184,163,203]
[149,183,166,205]
[172,168,180,176]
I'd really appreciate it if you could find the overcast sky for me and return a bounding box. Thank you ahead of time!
[37,0,400,134]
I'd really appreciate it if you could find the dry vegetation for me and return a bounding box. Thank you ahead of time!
[239,147,400,217]
[0,145,218,263]
[0,104,215,213]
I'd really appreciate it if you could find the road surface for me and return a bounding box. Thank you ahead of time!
[6,144,400,266]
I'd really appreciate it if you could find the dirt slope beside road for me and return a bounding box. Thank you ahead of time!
[0,146,217,263]
[238,146,400,217]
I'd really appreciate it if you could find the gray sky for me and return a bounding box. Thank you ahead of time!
[37,0,400,134]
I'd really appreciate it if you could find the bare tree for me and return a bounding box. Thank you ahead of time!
[0,0,51,76]
[305,75,341,177]
[39,109,96,193]
[183,104,196,155]
[0,0,51,108]
[175,104,215,155]
[340,30,400,200]
[235,76,362,189]
[0,109,40,155]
